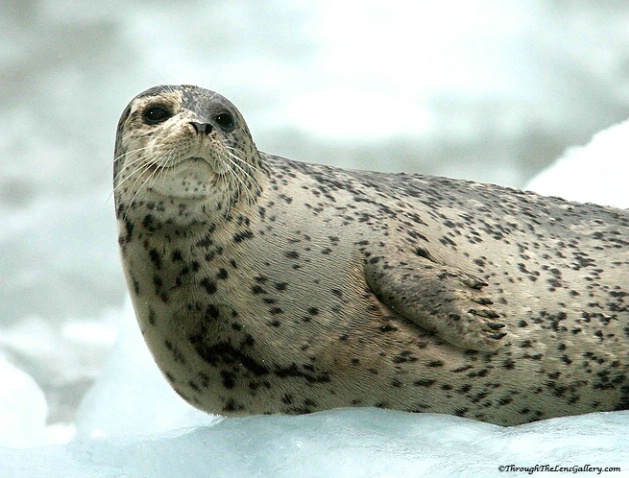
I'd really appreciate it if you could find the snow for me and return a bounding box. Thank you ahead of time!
[2,2,629,477]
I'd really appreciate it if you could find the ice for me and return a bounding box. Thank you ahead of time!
[1,409,628,477]
[75,300,219,439]
[0,311,117,425]
[526,117,629,207]
[0,356,47,448]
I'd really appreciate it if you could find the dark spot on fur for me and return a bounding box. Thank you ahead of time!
[221,371,236,389]
[205,304,220,319]
[502,359,516,370]
[427,360,444,368]
[233,230,254,243]
[190,339,269,376]
[148,249,162,268]
[200,278,217,295]
[252,285,266,294]
[223,398,244,412]
[380,324,398,333]
[281,394,294,405]
[274,363,330,383]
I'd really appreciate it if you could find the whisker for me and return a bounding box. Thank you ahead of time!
[113,145,154,163]
[224,151,259,195]
[121,151,168,219]
[123,167,158,219]
[223,149,257,180]
[223,145,264,177]
[112,150,164,196]
[114,141,173,184]
[155,148,177,195]
[109,155,154,205]
[113,155,153,189]
[223,152,256,204]
[113,146,161,187]
[121,166,153,220]
[220,160,240,196]
[112,131,263,219]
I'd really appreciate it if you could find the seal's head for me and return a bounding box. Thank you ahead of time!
[113,85,265,223]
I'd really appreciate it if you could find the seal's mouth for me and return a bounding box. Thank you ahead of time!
[146,156,208,172]
[145,163,169,173]
[186,156,207,163]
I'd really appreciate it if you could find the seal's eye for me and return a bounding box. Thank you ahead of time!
[143,105,172,125]
[214,112,235,131]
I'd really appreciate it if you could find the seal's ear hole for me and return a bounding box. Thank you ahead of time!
[214,112,235,131]
[143,104,172,125]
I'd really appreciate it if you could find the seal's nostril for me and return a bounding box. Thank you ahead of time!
[190,121,213,135]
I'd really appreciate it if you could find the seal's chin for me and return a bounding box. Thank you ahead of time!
[145,156,217,200]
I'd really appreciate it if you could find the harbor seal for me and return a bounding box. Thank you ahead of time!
[113,85,629,426]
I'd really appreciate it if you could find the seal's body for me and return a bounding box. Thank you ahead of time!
[114,85,629,425]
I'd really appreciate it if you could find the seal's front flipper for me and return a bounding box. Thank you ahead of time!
[364,249,507,352]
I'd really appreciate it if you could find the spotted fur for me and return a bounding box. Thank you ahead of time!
[114,85,629,426]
